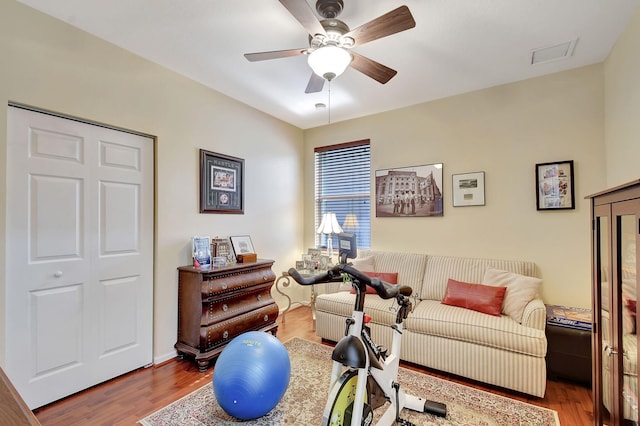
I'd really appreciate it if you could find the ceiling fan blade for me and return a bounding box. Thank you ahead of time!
[349,52,397,84]
[244,48,307,62]
[305,72,325,93]
[343,5,416,47]
[279,0,327,37]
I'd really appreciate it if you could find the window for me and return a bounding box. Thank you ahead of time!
[315,140,371,250]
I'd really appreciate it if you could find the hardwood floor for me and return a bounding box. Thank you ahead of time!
[34,306,593,425]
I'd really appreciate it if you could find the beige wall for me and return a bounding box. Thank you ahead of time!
[2,0,638,367]
[0,0,305,364]
[304,65,606,309]
[604,5,640,187]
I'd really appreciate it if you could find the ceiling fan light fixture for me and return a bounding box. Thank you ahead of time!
[308,45,352,81]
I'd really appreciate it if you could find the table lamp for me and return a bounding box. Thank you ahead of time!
[317,212,343,258]
[342,214,359,232]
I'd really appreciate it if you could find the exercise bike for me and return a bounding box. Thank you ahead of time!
[288,233,446,426]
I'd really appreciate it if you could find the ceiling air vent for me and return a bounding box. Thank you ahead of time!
[530,38,577,65]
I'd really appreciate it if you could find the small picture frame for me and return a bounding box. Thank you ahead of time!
[230,235,255,257]
[200,150,244,214]
[295,261,305,270]
[307,248,322,261]
[211,237,235,264]
[535,160,575,210]
[452,171,485,207]
[319,255,331,270]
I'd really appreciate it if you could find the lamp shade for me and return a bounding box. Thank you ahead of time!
[308,45,352,81]
[342,214,359,230]
[317,212,343,234]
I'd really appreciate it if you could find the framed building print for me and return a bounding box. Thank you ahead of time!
[535,160,575,210]
[200,150,244,214]
[452,171,485,207]
[375,163,443,217]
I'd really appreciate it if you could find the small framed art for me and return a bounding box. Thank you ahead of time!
[535,160,575,210]
[211,237,235,264]
[452,171,485,207]
[200,150,244,214]
[230,235,255,256]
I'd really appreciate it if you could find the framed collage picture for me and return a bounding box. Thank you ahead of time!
[535,160,575,210]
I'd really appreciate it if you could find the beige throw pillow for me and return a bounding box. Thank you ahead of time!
[482,267,542,323]
[351,256,375,272]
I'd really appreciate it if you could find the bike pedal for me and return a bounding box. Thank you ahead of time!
[424,400,447,418]
[396,418,415,426]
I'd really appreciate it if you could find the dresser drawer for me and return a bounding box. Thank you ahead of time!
[200,267,276,298]
[200,303,279,351]
[201,284,274,326]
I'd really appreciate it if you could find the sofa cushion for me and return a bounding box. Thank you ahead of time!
[405,300,547,357]
[482,267,542,323]
[441,279,507,316]
[358,250,427,292]
[420,255,538,302]
[350,271,398,294]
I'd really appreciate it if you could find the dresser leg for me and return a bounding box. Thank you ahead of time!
[197,360,209,372]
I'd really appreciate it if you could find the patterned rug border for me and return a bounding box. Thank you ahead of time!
[139,337,560,426]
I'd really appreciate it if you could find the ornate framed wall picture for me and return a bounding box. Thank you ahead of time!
[452,171,485,207]
[375,163,443,217]
[535,160,575,210]
[200,150,244,214]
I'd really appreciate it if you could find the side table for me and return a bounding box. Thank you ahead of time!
[274,270,319,330]
[545,304,592,386]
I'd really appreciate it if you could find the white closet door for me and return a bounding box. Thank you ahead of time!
[5,106,154,408]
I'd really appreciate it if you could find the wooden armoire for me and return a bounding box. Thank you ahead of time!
[588,179,640,425]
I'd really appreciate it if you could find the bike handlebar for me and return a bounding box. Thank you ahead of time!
[287,264,413,300]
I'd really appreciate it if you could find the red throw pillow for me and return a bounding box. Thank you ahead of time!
[350,271,398,294]
[441,278,507,316]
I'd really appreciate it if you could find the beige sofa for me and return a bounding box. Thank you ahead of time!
[315,250,548,398]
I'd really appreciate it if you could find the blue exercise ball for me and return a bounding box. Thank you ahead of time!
[213,331,291,420]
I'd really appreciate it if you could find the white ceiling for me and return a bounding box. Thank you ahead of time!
[17,0,640,129]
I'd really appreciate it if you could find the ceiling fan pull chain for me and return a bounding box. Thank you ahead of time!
[328,80,332,125]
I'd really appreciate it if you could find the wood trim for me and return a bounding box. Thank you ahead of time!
[314,139,370,153]
[0,367,40,425]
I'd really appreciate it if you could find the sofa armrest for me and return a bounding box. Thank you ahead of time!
[521,298,546,330]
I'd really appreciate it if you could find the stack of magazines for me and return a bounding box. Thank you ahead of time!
[545,305,592,331]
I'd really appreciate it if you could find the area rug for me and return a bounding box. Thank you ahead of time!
[139,337,559,425]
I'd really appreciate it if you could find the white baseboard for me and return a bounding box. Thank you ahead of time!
[154,350,178,365]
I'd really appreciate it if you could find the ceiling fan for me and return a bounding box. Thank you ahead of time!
[244,0,416,93]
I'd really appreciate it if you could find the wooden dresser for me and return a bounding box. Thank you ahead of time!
[175,259,279,371]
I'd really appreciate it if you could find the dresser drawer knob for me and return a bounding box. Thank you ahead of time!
[223,331,229,339]
[222,304,228,312]
[257,294,262,301]
[263,276,268,281]
[221,283,227,290]
[263,315,269,322]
